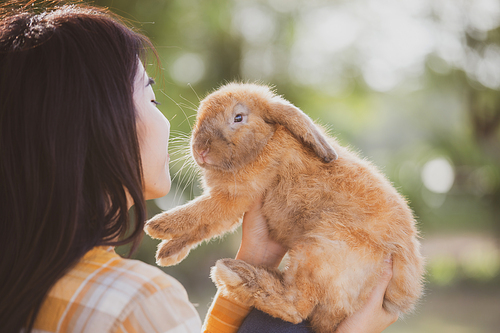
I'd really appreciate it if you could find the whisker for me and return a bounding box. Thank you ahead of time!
[171,151,200,201]
[187,83,202,102]
[159,90,194,129]
[177,161,197,198]
[180,93,199,109]
[177,102,198,112]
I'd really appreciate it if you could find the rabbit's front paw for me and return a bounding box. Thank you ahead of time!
[155,237,194,267]
[145,211,192,240]
[144,215,174,240]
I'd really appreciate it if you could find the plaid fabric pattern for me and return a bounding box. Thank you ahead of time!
[32,247,202,333]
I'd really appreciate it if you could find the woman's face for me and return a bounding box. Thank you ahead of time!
[134,62,171,200]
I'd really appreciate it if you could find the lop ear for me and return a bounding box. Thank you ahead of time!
[264,98,338,163]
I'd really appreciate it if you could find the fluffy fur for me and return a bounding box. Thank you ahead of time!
[144,83,425,332]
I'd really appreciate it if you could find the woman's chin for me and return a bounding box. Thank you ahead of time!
[144,179,171,201]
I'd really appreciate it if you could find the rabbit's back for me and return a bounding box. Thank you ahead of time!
[260,129,417,250]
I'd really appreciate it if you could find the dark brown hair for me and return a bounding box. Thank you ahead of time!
[0,2,154,331]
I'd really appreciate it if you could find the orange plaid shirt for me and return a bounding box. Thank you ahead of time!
[32,246,250,333]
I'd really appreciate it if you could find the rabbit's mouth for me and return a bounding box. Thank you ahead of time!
[192,145,242,172]
[194,153,239,173]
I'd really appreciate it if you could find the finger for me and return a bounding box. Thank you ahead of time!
[381,254,394,283]
[242,197,262,222]
[370,254,394,302]
[247,196,263,212]
[386,310,399,325]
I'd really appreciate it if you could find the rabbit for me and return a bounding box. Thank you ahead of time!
[144,82,425,332]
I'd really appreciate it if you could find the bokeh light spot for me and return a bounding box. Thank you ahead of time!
[170,53,206,85]
[421,157,455,193]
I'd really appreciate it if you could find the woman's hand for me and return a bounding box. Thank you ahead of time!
[335,255,398,333]
[235,198,287,268]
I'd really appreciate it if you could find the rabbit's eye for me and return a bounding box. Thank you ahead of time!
[234,114,243,123]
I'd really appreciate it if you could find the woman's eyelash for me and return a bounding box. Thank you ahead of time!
[151,100,161,106]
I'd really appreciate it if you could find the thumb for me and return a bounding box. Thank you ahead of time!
[372,254,394,303]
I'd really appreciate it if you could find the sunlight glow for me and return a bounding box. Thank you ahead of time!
[232,4,276,45]
[170,53,206,85]
[286,0,436,91]
[231,0,500,92]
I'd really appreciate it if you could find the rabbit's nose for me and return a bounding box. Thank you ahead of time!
[197,148,209,158]
[194,148,210,164]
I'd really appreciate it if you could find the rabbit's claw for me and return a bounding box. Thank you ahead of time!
[155,237,193,266]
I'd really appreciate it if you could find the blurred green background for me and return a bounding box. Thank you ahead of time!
[91,0,500,331]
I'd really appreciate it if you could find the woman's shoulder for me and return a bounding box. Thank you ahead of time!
[79,246,182,292]
[77,246,184,300]
[33,246,201,333]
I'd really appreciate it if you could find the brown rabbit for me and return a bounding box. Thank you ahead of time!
[144,83,424,332]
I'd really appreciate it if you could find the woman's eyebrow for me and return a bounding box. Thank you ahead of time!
[146,77,155,87]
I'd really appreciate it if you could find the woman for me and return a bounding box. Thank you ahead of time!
[0,1,397,332]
